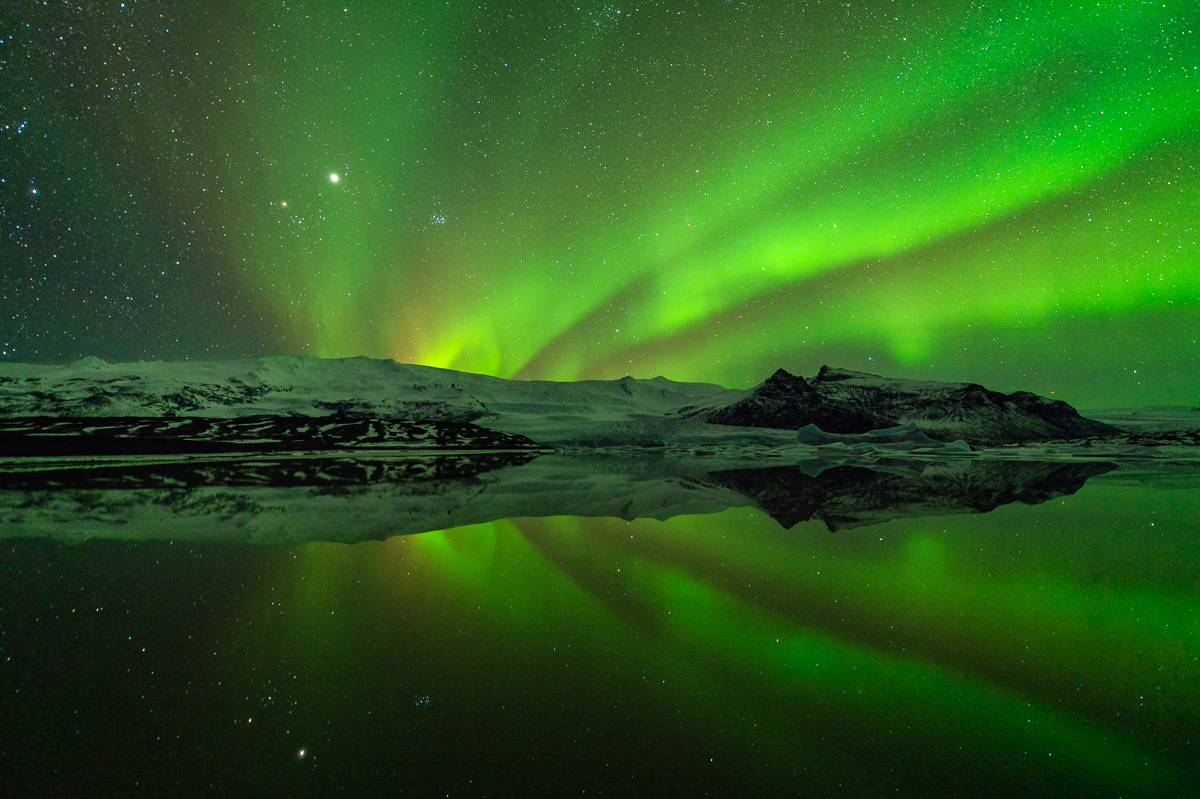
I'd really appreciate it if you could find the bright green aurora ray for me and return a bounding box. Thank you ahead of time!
[208,0,1198,407]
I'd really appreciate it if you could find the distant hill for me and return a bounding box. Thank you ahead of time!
[1082,406,1200,433]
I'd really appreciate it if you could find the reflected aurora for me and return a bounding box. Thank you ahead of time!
[244,478,1199,794]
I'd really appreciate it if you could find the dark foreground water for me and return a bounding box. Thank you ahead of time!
[1,466,1197,796]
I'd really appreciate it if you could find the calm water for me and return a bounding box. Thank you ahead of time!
[1,465,1197,796]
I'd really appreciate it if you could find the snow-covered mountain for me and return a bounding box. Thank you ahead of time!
[0,355,1117,447]
[679,366,1118,445]
[0,354,730,417]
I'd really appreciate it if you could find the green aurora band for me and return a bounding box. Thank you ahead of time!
[207,0,1198,406]
[6,1,1196,406]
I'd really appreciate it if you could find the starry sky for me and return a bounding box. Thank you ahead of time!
[2,1,1196,406]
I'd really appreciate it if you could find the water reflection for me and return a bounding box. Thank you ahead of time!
[699,458,1115,530]
[2,453,1118,542]
[1,457,1196,796]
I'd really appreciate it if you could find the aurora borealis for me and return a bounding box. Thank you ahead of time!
[2,1,1197,405]
[6,5,1200,794]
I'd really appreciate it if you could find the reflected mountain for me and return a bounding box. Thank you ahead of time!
[1,452,1117,543]
[701,460,1115,531]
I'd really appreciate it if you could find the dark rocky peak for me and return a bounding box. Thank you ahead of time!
[759,368,816,397]
[945,383,1010,408]
[708,368,883,433]
[699,366,1120,443]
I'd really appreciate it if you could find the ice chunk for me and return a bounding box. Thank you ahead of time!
[797,422,968,451]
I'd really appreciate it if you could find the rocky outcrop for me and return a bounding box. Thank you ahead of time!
[687,366,1119,445]
[703,369,884,433]
[0,416,545,456]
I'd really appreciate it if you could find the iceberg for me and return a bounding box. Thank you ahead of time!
[796,422,971,453]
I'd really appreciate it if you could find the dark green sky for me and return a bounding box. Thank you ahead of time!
[2,1,1196,406]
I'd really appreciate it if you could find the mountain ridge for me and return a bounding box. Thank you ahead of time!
[1,355,1118,446]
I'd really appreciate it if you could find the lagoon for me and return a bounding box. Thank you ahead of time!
[1,460,1197,796]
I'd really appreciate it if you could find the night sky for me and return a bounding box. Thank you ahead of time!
[2,1,1196,406]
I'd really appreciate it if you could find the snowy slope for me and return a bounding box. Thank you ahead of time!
[0,355,724,419]
[0,355,766,448]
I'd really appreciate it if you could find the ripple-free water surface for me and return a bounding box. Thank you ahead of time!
[1,470,1197,797]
